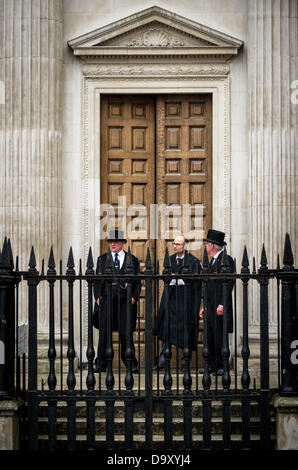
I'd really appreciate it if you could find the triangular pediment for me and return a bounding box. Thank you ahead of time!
[68,6,243,59]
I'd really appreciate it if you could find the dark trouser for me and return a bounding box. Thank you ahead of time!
[207,312,223,371]
[97,296,138,368]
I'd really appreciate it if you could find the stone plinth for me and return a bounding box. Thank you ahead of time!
[273,395,298,450]
[0,398,22,450]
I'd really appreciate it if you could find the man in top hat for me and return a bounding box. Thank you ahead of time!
[199,229,235,375]
[92,230,140,373]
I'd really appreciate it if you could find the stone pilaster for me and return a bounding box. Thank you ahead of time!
[248,0,298,326]
[0,1,62,326]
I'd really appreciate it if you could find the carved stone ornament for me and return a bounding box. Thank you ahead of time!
[82,63,230,77]
[122,27,185,47]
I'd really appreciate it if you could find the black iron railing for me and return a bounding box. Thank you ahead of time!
[0,234,297,450]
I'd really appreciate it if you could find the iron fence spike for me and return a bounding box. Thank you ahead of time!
[67,247,75,269]
[0,237,10,269]
[182,250,191,273]
[203,245,209,270]
[125,245,134,274]
[221,246,229,268]
[242,246,249,267]
[163,245,171,274]
[260,244,268,269]
[283,233,294,269]
[85,247,94,274]
[145,247,152,271]
[47,246,56,274]
[28,246,37,270]
[104,249,113,274]
[241,246,250,274]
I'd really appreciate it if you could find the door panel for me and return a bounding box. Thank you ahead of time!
[100,94,212,361]
[156,94,212,264]
[101,95,156,268]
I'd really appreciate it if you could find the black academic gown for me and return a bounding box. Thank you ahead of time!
[92,251,140,367]
[153,252,202,351]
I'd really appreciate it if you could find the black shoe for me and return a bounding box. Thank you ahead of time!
[199,367,214,374]
[213,368,223,376]
[94,362,106,373]
[152,363,165,371]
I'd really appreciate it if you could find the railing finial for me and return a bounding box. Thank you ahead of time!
[145,246,152,272]
[202,245,209,272]
[163,245,171,274]
[66,247,75,275]
[283,233,294,270]
[259,244,268,271]
[28,246,37,272]
[241,246,249,273]
[86,247,94,274]
[0,237,10,270]
[47,246,56,275]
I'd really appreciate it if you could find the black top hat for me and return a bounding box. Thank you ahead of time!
[107,230,127,243]
[203,229,227,246]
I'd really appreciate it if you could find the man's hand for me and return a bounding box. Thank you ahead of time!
[217,305,224,316]
[199,307,204,318]
[131,297,136,305]
[96,297,102,306]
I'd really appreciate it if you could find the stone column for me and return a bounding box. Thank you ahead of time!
[0,1,62,328]
[248,0,298,328]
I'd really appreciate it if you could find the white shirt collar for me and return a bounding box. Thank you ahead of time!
[112,249,124,258]
[112,249,125,268]
[213,249,223,260]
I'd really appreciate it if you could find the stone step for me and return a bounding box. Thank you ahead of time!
[37,399,271,419]
[36,432,275,451]
[36,397,276,450]
[33,369,279,392]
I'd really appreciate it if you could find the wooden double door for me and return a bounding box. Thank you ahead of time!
[100,94,212,270]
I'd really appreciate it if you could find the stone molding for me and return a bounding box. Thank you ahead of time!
[68,6,243,60]
[82,63,230,77]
